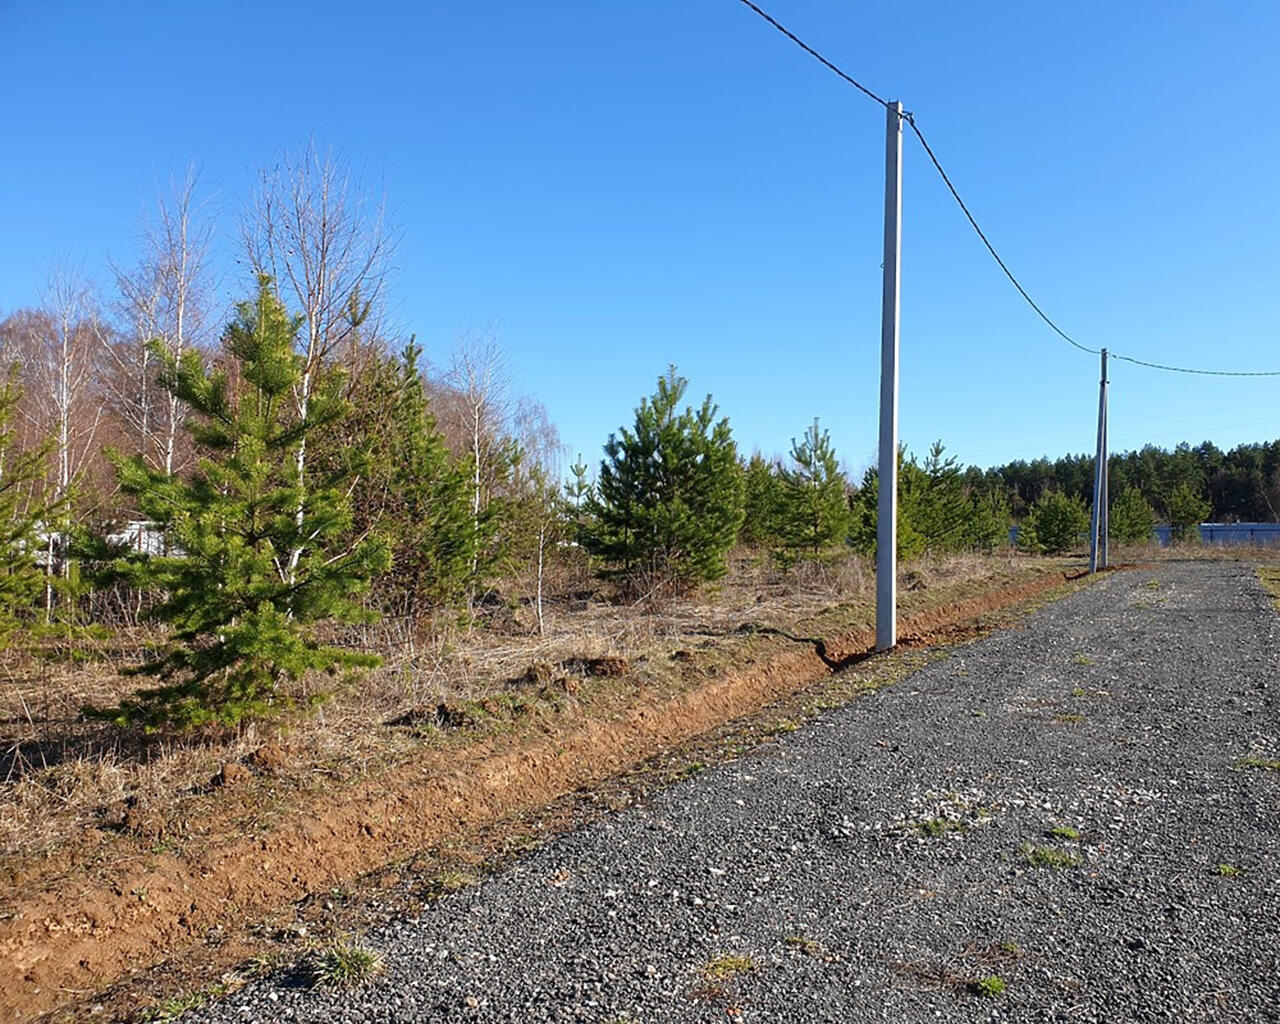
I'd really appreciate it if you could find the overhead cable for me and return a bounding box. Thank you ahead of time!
[735,0,889,108]
[736,1,1280,377]
[902,113,1101,357]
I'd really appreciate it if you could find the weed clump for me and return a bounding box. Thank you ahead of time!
[913,816,961,838]
[1235,756,1280,772]
[702,953,756,981]
[306,938,385,989]
[970,975,1006,997]
[1019,843,1081,869]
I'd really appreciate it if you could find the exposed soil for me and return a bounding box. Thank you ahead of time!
[184,559,1277,1023]
[1,563,1085,1022]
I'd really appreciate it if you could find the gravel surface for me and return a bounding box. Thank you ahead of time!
[191,561,1280,1023]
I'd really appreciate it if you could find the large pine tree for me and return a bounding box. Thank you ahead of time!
[584,367,743,595]
[91,277,389,731]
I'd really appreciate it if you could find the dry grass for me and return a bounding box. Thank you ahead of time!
[1255,566,1280,614]
[1110,540,1280,564]
[0,548,1057,874]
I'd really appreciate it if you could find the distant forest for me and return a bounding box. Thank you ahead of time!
[976,440,1280,523]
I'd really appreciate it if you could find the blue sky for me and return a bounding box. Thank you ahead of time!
[2,1,1278,477]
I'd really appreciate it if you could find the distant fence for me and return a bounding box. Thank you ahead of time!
[1007,522,1280,548]
[1152,523,1280,547]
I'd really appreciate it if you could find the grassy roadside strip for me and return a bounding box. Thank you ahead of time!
[1255,566,1280,611]
[52,564,1102,1024]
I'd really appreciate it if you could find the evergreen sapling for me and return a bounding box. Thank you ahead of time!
[90,277,389,731]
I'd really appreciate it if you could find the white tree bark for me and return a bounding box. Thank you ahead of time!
[25,266,106,613]
[243,142,392,584]
[111,166,215,475]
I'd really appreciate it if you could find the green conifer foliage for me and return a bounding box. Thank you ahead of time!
[779,419,851,559]
[566,454,593,509]
[1166,482,1211,543]
[563,450,596,560]
[365,343,474,618]
[90,277,389,731]
[739,452,785,550]
[851,442,1010,559]
[584,367,744,595]
[849,453,926,561]
[966,488,1011,552]
[906,441,970,552]
[0,373,52,644]
[1019,490,1090,555]
[1109,485,1156,545]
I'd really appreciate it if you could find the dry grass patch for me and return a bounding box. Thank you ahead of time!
[0,551,1069,888]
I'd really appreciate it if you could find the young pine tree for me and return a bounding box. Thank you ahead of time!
[90,277,390,731]
[1166,482,1211,543]
[374,343,475,619]
[1109,485,1156,546]
[566,454,593,510]
[965,487,1011,552]
[779,419,851,559]
[850,453,926,561]
[1019,490,1090,555]
[739,452,785,550]
[584,367,744,595]
[904,441,970,553]
[0,372,53,645]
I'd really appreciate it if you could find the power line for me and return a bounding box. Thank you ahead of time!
[903,113,1100,357]
[906,106,1280,376]
[735,0,889,109]
[736,1,1280,378]
[1109,353,1280,377]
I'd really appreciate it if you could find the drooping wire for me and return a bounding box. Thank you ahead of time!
[1109,353,1280,377]
[907,113,1280,376]
[736,0,1280,378]
[902,114,1100,357]
[735,0,889,109]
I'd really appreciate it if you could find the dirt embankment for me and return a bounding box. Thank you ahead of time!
[1,567,1082,1021]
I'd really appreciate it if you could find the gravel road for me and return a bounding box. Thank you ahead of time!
[192,560,1280,1023]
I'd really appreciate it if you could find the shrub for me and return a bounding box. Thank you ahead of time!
[1020,491,1089,555]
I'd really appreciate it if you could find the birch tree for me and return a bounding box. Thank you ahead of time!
[112,167,216,475]
[23,266,108,612]
[242,142,393,584]
[442,333,520,603]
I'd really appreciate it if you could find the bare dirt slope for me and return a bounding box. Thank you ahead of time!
[188,560,1280,1023]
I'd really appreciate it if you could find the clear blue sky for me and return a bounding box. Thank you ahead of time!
[2,1,1278,477]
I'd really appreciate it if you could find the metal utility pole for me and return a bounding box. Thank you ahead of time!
[1089,348,1109,572]
[876,100,903,651]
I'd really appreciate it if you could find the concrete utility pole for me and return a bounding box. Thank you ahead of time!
[876,100,904,651]
[1089,348,1109,572]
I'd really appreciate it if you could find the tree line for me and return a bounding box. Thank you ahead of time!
[978,440,1280,526]
[0,148,1267,733]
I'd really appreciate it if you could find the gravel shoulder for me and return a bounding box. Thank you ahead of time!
[191,560,1280,1023]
